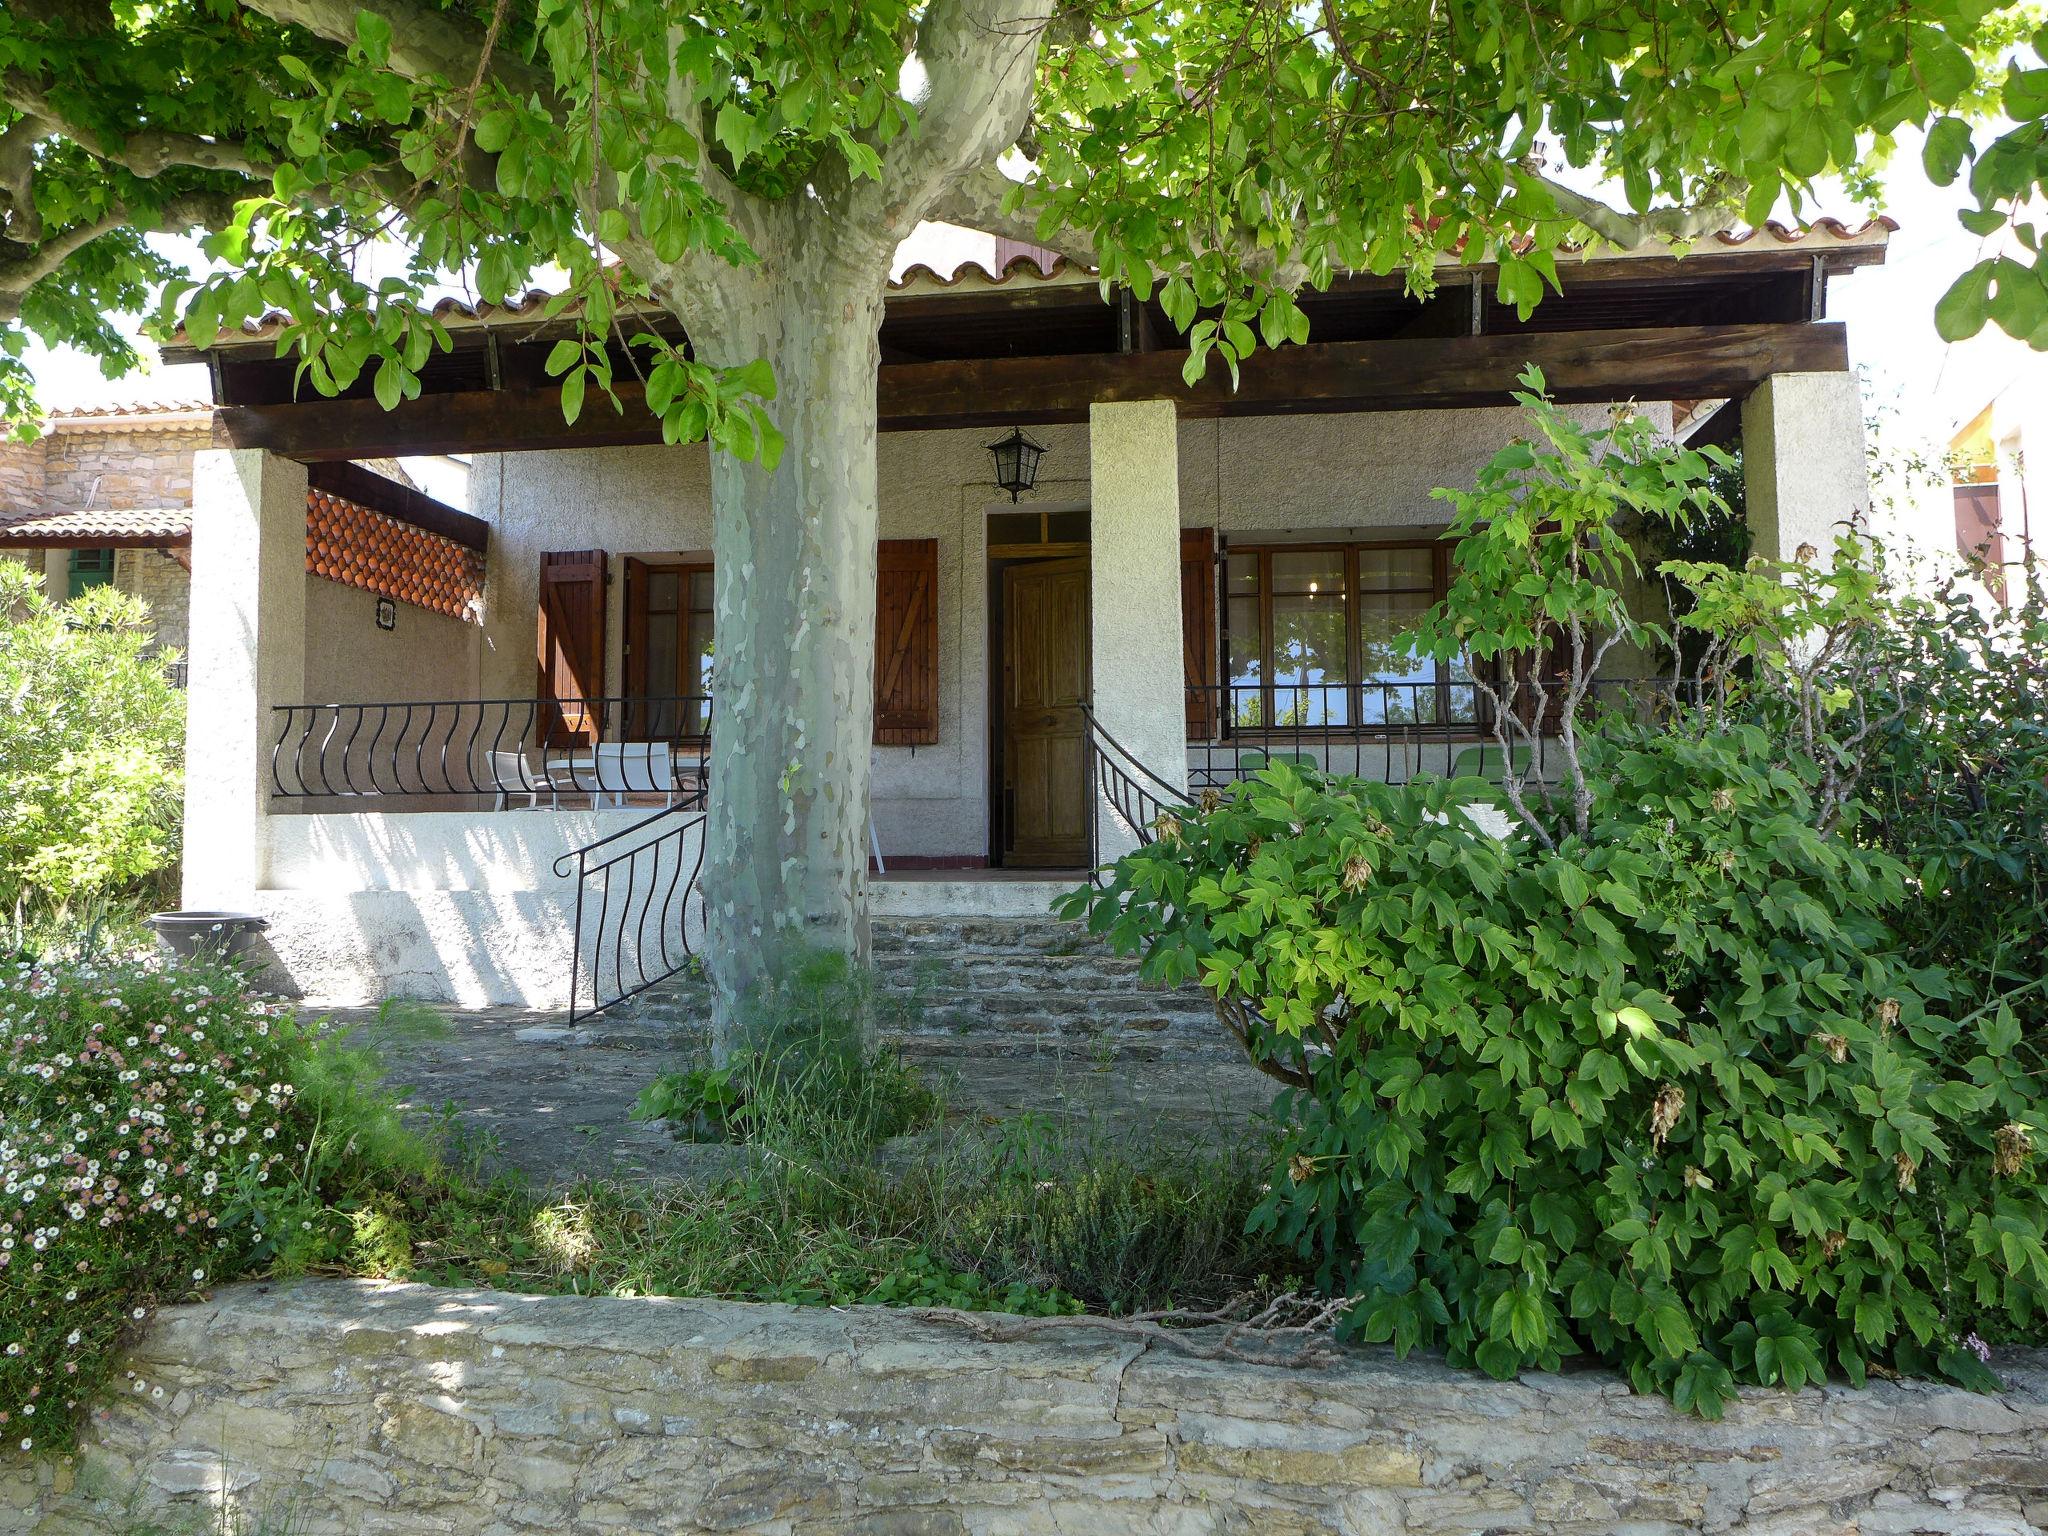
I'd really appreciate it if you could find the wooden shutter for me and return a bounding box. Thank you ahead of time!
[538,549,607,746]
[875,538,939,746]
[1181,527,1218,737]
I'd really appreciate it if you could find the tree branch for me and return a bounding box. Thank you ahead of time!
[231,0,553,101]
[925,162,1097,266]
[865,0,1049,236]
[2,75,269,179]
[1535,174,1745,248]
[0,189,243,320]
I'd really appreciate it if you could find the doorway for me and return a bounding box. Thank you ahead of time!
[992,554,1091,867]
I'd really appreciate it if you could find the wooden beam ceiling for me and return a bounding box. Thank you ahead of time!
[211,321,1848,461]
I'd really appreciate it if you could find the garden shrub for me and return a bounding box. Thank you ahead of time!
[0,562,185,927]
[1075,744,2046,1412]
[1,958,305,1455]
[1065,377,2048,1412]
[1860,552,2048,1044]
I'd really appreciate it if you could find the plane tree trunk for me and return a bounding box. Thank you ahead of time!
[656,228,892,1055]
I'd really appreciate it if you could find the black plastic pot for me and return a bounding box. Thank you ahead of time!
[148,911,270,965]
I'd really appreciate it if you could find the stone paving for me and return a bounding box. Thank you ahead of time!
[321,1000,1280,1186]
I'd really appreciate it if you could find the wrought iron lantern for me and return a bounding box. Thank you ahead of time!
[986,428,1047,502]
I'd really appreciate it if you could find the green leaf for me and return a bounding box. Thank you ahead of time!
[1922,116,1973,186]
[1935,265,1994,343]
[353,10,392,64]
[474,110,518,155]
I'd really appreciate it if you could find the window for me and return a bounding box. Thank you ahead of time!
[1223,539,1474,730]
[634,563,714,736]
[67,549,116,600]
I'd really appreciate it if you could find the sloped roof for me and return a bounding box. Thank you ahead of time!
[0,507,192,546]
[43,401,213,432]
[179,217,1895,349]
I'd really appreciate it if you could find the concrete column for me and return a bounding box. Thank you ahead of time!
[1740,372,1871,564]
[41,549,66,602]
[183,450,307,908]
[1089,399,1186,859]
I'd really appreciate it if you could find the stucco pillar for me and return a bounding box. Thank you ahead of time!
[183,450,307,908]
[1089,399,1186,860]
[1740,372,1870,565]
[41,549,66,602]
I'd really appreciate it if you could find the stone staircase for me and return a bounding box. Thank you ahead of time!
[616,915,1232,1061]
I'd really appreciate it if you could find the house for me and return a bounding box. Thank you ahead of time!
[0,401,472,677]
[160,222,1891,1010]
[1949,376,2044,586]
[0,401,209,656]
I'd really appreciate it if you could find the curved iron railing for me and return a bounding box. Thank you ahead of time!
[1183,677,1689,789]
[554,803,708,1022]
[269,694,712,805]
[1081,704,1193,871]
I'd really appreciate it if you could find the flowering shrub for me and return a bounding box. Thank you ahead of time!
[1,957,304,1456]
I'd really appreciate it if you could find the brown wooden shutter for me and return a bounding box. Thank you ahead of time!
[875,538,939,746]
[538,549,607,746]
[1181,527,1217,737]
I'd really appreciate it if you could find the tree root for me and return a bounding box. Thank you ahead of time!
[909,1291,1358,1370]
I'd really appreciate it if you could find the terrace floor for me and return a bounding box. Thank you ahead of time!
[323,1001,1279,1186]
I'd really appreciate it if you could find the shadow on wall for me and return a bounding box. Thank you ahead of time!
[254,815,709,1008]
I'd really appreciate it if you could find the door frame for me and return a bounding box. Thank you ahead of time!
[988,548,1092,868]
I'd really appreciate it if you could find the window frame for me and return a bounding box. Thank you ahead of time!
[634,560,715,737]
[1221,534,1465,737]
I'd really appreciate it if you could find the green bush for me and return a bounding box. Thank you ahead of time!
[1064,377,2048,1413]
[1075,743,2045,1412]
[0,563,184,926]
[1,958,308,1455]
[1861,553,2048,1042]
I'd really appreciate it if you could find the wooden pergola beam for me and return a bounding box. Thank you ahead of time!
[212,322,1848,461]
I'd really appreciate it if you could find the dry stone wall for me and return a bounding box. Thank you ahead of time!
[8,1280,2048,1535]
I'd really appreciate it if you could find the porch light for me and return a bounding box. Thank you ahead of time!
[987,428,1047,502]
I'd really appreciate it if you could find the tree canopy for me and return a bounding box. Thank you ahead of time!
[1,0,2043,440]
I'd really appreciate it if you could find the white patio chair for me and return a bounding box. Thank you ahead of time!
[487,750,555,810]
[570,742,675,808]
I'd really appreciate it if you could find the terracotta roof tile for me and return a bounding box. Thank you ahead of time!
[305,488,484,624]
[45,400,214,420]
[0,508,192,545]
[184,216,1894,348]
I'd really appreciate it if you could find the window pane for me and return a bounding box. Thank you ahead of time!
[1047,508,1088,542]
[1225,594,1262,724]
[642,612,682,736]
[688,570,714,608]
[1356,546,1435,590]
[1225,551,1259,596]
[1269,549,1345,595]
[1271,592,1348,725]
[989,511,1038,545]
[1358,592,1435,724]
[647,570,679,611]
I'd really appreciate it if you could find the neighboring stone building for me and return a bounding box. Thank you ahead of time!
[0,400,208,655]
[0,403,472,676]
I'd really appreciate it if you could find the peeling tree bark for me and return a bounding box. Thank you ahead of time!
[660,228,895,1053]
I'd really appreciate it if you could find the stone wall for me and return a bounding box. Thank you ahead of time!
[37,424,203,512]
[10,1280,2047,1535]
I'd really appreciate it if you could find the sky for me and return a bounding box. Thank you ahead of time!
[20,129,2043,520]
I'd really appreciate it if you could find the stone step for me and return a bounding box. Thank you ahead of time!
[610,912,1233,1060]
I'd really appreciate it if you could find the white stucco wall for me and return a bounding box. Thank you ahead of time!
[301,573,482,705]
[469,402,1666,865]
[259,810,705,1007]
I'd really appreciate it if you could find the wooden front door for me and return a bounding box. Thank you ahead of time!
[1000,556,1091,867]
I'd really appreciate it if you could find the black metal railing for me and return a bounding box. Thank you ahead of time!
[555,803,708,1022]
[269,694,712,805]
[1082,704,1193,873]
[1184,677,1687,789]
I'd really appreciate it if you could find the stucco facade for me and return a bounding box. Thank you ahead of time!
[464,401,1676,868]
